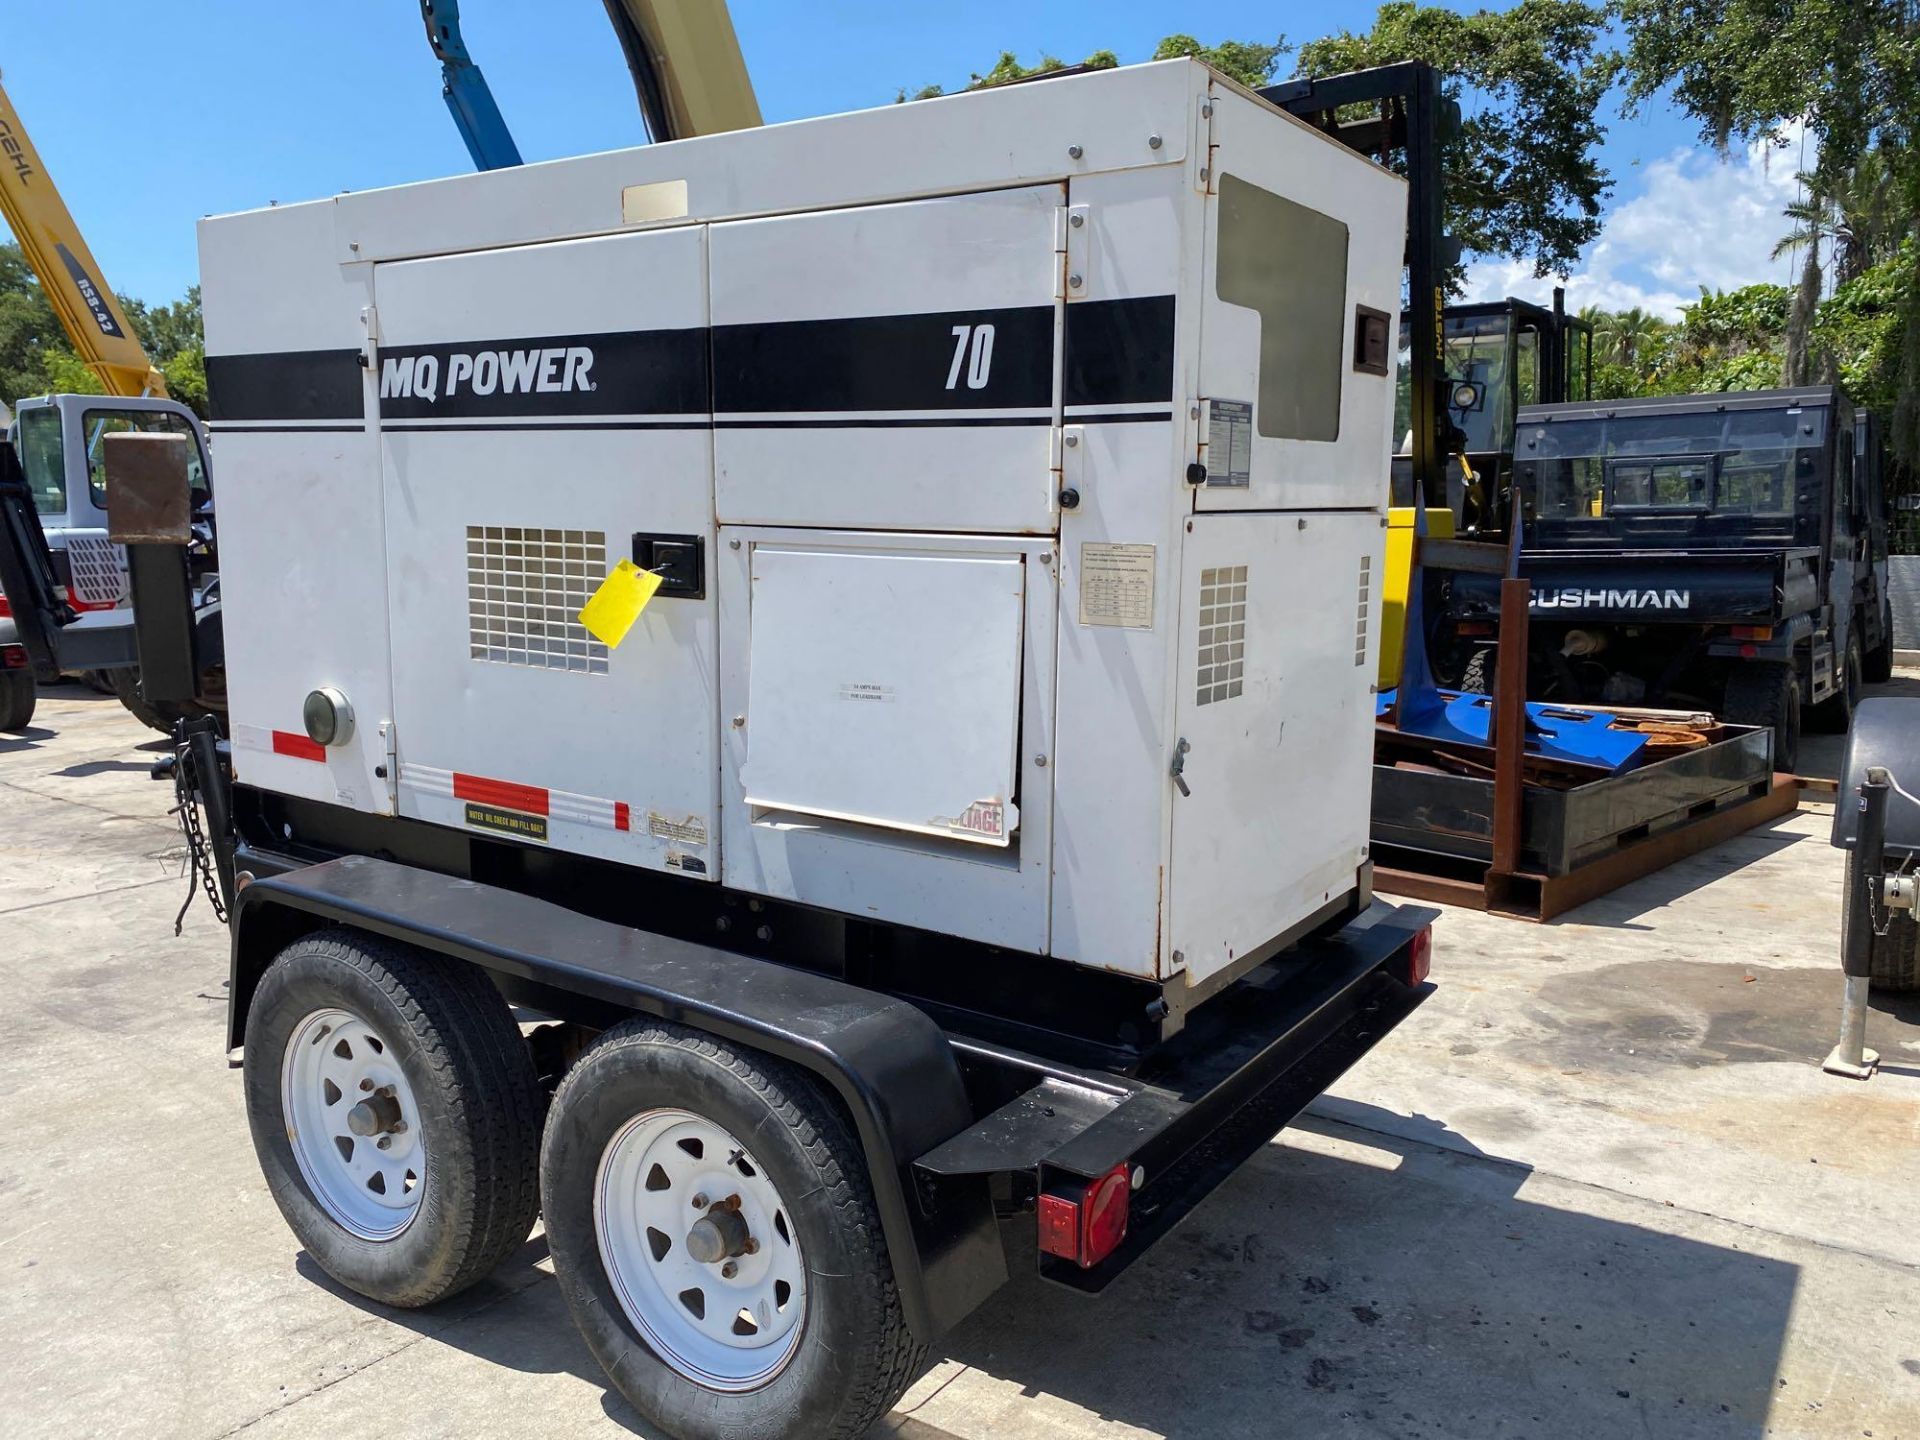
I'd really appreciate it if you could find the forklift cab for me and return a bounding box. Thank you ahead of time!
[1391,295,1593,531]
[10,393,213,610]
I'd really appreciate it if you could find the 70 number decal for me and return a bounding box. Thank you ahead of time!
[944,323,996,391]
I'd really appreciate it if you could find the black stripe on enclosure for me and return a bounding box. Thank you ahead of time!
[713,305,1054,413]
[374,328,708,420]
[1063,296,1177,408]
[206,349,365,422]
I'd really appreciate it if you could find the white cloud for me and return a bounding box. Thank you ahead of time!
[1462,122,1808,319]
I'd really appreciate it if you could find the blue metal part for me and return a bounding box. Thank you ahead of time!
[420,0,523,171]
[1385,488,1647,774]
[1376,687,1648,772]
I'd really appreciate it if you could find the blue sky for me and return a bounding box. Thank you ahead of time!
[1,1,1804,318]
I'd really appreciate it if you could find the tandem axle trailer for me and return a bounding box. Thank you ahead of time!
[0,57,1444,1440]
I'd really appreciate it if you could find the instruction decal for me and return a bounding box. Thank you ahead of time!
[1079,543,1156,629]
[464,802,548,843]
[1206,399,1253,487]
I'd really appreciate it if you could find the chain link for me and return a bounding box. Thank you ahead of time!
[171,729,228,936]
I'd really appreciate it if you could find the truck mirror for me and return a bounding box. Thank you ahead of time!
[105,431,194,546]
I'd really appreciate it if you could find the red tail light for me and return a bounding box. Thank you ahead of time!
[1,645,26,670]
[1037,1162,1133,1269]
[0,591,10,617]
[1405,925,1433,986]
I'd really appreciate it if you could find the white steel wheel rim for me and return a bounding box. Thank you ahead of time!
[280,1008,426,1240]
[595,1107,808,1392]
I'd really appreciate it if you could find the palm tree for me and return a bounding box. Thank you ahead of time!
[1597,306,1660,368]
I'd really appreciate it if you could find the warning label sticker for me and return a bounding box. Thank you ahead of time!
[1206,399,1253,487]
[648,811,708,846]
[1079,543,1156,629]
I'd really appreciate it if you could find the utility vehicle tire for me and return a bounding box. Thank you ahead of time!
[542,1020,924,1440]
[1458,646,1494,694]
[1811,637,1863,734]
[0,670,34,732]
[1864,598,1896,685]
[243,927,543,1308]
[1723,660,1801,775]
[1841,845,1920,992]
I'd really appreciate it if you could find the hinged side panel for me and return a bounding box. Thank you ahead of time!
[1194,85,1406,512]
[720,527,1056,953]
[1168,510,1382,986]
[373,227,718,876]
[709,185,1065,535]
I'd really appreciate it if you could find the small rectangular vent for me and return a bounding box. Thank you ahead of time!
[1195,564,1247,705]
[1355,553,1372,666]
[466,526,610,674]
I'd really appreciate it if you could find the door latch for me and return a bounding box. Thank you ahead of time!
[1171,737,1192,797]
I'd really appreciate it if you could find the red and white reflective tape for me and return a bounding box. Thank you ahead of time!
[233,722,327,763]
[401,762,632,832]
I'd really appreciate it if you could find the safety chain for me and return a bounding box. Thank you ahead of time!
[170,729,228,935]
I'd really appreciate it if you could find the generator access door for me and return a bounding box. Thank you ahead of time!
[708,184,1064,535]
[372,226,718,877]
[1167,509,1382,989]
[1192,85,1405,513]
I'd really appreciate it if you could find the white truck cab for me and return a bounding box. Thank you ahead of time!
[11,392,213,610]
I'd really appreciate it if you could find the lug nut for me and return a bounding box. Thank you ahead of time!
[692,1193,708,1209]
[360,1079,374,1092]
[721,1261,738,1279]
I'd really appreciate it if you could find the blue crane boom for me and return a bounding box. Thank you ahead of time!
[418,0,524,170]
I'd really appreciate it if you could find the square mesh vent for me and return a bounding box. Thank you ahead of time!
[466,526,610,674]
[1195,564,1247,706]
[1354,553,1372,666]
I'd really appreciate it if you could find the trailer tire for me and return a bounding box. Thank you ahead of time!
[243,928,543,1308]
[1841,846,1920,992]
[1723,660,1800,774]
[0,670,34,732]
[1864,598,1895,685]
[542,1019,924,1440]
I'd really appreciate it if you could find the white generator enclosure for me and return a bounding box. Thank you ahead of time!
[199,60,1404,994]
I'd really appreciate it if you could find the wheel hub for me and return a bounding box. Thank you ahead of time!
[280,1008,425,1240]
[594,1108,807,1392]
[684,1199,752,1264]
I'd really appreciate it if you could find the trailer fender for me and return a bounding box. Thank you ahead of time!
[1832,697,1920,855]
[226,854,1008,1340]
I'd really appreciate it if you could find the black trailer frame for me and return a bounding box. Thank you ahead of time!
[224,820,1433,1341]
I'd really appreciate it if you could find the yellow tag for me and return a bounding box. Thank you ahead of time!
[578,558,663,649]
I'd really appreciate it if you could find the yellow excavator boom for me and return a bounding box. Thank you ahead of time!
[603,0,761,141]
[0,77,164,398]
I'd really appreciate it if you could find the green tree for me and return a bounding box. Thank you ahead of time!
[1297,1,1619,286]
[902,36,1281,102]
[1620,0,1920,460]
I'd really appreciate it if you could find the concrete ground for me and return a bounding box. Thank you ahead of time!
[3,680,1917,1440]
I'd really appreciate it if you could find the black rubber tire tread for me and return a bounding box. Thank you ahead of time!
[1458,646,1493,695]
[1864,598,1896,685]
[1723,660,1800,774]
[243,927,543,1307]
[1844,846,1920,992]
[1810,636,1861,734]
[106,666,221,735]
[0,670,34,732]
[542,1019,925,1440]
